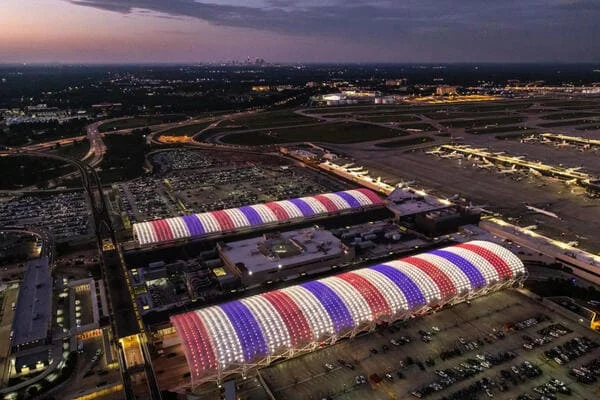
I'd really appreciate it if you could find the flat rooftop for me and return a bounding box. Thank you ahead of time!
[386,187,450,217]
[219,228,344,275]
[12,256,52,348]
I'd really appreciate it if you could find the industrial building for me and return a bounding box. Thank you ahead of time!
[170,240,526,384]
[218,228,353,287]
[132,189,383,247]
[10,256,53,372]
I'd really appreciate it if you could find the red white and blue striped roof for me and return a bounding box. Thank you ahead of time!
[171,240,525,381]
[133,189,382,246]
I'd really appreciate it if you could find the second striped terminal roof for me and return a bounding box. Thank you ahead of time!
[133,188,382,246]
[171,240,526,381]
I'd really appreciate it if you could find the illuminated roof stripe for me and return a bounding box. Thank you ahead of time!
[182,214,205,236]
[415,253,472,294]
[469,240,525,275]
[301,196,329,214]
[283,286,334,339]
[220,301,268,362]
[184,312,218,374]
[322,277,374,326]
[166,217,190,239]
[456,243,513,279]
[301,281,354,333]
[443,247,500,284]
[354,188,384,204]
[211,210,236,231]
[264,202,290,221]
[370,264,427,308]
[276,200,304,219]
[313,194,338,212]
[196,213,220,233]
[238,206,263,226]
[199,307,245,364]
[353,268,409,315]
[223,208,251,229]
[150,220,170,242]
[430,249,486,289]
[172,241,525,380]
[322,193,351,210]
[403,256,457,299]
[250,204,278,224]
[385,261,442,304]
[288,198,315,217]
[345,189,372,206]
[335,191,362,208]
[241,296,291,353]
[337,272,392,319]
[261,291,312,347]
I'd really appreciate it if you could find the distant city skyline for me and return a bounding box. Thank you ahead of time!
[1,0,599,64]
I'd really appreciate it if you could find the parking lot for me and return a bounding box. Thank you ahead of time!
[0,191,92,242]
[260,289,600,400]
[116,149,345,224]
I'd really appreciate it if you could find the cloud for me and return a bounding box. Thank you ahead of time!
[64,0,600,61]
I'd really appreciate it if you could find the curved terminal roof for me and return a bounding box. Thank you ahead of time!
[133,189,382,246]
[171,240,525,382]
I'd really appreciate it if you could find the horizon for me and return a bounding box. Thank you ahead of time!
[1,0,599,64]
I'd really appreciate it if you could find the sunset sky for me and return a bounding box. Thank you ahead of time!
[1,0,599,63]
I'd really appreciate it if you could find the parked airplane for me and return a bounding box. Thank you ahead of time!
[425,148,443,155]
[525,205,560,219]
[499,165,518,174]
[529,168,543,177]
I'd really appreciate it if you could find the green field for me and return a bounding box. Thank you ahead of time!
[357,114,421,123]
[399,122,439,131]
[495,132,535,140]
[221,110,317,129]
[467,125,535,135]
[375,136,434,148]
[50,140,90,161]
[440,116,526,128]
[220,122,406,145]
[539,112,600,120]
[575,124,600,131]
[0,155,78,190]
[424,111,511,120]
[538,119,599,128]
[98,114,187,132]
[158,121,213,136]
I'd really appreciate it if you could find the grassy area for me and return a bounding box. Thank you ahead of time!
[357,114,421,123]
[399,122,439,131]
[467,125,535,135]
[575,124,600,131]
[0,119,87,147]
[375,136,434,148]
[457,102,533,112]
[495,132,534,140]
[98,131,147,182]
[221,122,406,145]
[98,114,187,132]
[0,155,78,190]
[157,121,213,136]
[539,112,600,120]
[440,116,526,128]
[537,119,599,128]
[424,111,511,120]
[50,140,90,161]
[223,109,317,129]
